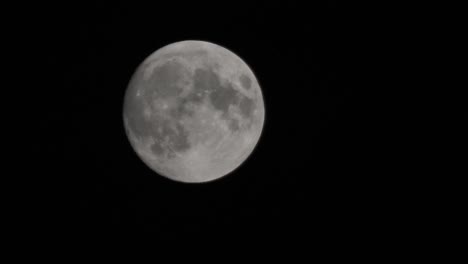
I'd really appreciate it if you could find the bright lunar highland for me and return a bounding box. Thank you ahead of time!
[123,40,265,183]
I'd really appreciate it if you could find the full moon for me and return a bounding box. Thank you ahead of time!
[123,40,265,183]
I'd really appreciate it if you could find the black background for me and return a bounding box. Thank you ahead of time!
[25,0,396,244]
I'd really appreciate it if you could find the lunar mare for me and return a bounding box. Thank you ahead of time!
[123,40,265,183]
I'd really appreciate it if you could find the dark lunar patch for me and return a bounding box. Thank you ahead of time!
[169,123,191,152]
[193,68,219,93]
[147,60,185,98]
[239,74,252,90]
[209,82,239,114]
[239,95,255,118]
[150,141,165,155]
[125,93,152,138]
[193,67,240,115]
[228,118,240,132]
[127,113,152,138]
[169,102,186,120]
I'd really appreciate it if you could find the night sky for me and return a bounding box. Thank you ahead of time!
[24,0,400,245]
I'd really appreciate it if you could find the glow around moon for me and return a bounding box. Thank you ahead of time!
[123,40,265,183]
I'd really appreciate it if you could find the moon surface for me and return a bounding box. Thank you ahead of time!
[123,40,265,183]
